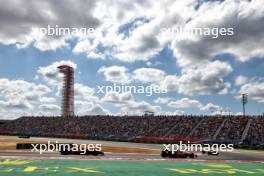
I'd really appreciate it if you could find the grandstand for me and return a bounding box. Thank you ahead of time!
[0,115,263,146]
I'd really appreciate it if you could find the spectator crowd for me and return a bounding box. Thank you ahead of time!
[0,115,263,143]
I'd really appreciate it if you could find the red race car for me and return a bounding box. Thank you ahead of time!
[161,150,197,158]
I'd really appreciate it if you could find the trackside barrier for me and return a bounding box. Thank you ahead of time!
[135,136,206,143]
[16,132,41,136]
[0,130,16,135]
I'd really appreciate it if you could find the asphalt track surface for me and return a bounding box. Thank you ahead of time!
[0,151,263,162]
[0,136,263,162]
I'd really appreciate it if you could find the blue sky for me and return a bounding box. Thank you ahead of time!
[0,0,263,119]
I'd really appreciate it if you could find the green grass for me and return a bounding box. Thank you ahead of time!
[0,158,263,176]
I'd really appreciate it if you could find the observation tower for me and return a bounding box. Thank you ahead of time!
[58,65,74,117]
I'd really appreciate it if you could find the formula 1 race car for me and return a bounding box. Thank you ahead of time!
[60,149,104,156]
[202,150,219,156]
[18,135,30,139]
[161,150,197,158]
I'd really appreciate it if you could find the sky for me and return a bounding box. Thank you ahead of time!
[0,0,264,119]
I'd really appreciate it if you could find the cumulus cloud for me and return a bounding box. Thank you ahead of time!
[39,104,60,111]
[74,83,102,115]
[155,97,223,113]
[98,61,232,96]
[0,0,100,50]
[155,97,202,109]
[121,100,161,115]
[70,0,264,66]
[169,98,202,109]
[177,61,232,95]
[105,0,196,62]
[98,65,131,83]
[239,82,264,103]
[0,79,50,105]
[39,97,56,104]
[235,75,248,86]
[154,97,171,104]
[45,0,195,62]
[75,83,97,101]
[98,66,167,84]
[160,61,232,95]
[101,91,132,104]
[1,0,263,67]
[172,0,264,67]
[89,104,110,115]
[201,103,222,112]
[0,99,32,110]
[102,91,160,115]
[0,78,57,118]
[73,39,106,59]
[76,103,109,116]
[132,68,165,83]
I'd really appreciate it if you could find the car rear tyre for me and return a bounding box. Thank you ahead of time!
[161,151,167,157]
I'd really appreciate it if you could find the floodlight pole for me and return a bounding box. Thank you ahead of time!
[241,93,248,116]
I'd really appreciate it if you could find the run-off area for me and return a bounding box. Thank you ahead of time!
[0,158,263,176]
